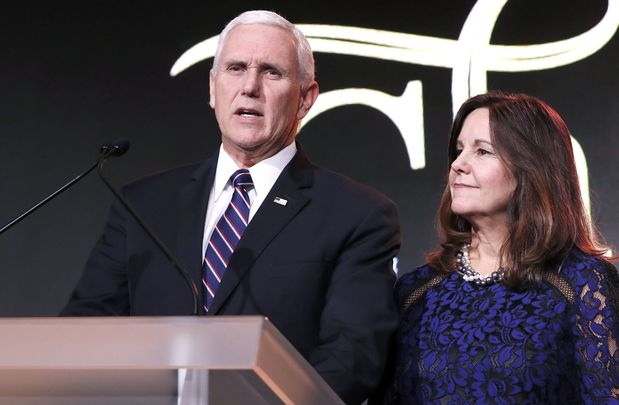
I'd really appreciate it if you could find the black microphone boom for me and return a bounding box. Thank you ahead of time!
[0,138,129,235]
[96,145,201,316]
[0,138,201,315]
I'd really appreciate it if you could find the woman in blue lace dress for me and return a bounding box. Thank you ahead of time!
[375,91,619,404]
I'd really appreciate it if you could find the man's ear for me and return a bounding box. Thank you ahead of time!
[297,81,319,120]
[209,70,216,109]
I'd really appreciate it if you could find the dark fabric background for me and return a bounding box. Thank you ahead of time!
[1,0,617,315]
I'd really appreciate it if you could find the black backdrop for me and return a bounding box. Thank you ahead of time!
[1,1,617,316]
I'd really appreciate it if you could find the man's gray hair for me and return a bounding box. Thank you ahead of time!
[212,10,315,90]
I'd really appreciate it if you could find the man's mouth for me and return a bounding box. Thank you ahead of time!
[235,108,262,117]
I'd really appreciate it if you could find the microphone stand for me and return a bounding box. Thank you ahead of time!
[96,154,201,316]
[0,148,117,235]
[0,140,201,315]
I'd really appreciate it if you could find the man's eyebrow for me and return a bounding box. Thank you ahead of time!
[260,62,279,70]
[221,60,291,76]
[223,59,247,67]
[258,62,291,73]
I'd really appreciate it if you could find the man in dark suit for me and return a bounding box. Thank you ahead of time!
[61,10,400,404]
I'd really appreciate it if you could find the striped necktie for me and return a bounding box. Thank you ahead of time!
[202,169,253,312]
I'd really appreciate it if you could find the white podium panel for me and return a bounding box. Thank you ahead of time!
[0,316,343,405]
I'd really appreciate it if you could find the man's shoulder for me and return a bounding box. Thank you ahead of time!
[123,159,212,194]
[310,165,396,207]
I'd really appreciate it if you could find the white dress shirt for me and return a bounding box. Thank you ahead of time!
[201,142,297,256]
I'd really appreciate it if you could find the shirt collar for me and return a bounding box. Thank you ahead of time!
[212,142,297,202]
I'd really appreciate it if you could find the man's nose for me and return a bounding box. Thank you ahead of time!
[242,69,261,97]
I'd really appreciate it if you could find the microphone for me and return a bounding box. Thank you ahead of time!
[0,138,201,315]
[0,139,129,236]
[100,138,130,157]
[96,142,201,316]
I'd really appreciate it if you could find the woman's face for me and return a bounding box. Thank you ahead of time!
[449,108,517,226]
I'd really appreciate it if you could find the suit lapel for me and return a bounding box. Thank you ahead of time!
[176,156,217,312]
[208,150,313,314]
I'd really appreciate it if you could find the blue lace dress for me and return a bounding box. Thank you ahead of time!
[376,249,619,404]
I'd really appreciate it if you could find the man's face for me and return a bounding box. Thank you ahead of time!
[209,24,317,167]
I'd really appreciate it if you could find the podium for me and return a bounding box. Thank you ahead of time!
[0,316,344,404]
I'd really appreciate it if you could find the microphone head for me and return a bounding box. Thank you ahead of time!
[100,138,131,157]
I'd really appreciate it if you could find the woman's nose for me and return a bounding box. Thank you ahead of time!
[451,152,469,174]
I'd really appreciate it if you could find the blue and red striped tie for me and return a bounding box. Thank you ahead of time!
[202,169,253,312]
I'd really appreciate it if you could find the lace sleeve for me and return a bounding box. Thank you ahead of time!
[570,259,619,402]
[369,266,444,405]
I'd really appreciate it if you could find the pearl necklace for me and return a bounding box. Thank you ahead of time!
[456,243,506,285]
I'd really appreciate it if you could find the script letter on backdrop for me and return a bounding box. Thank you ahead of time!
[170,0,619,215]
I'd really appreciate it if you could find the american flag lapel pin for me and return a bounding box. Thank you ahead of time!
[273,196,288,206]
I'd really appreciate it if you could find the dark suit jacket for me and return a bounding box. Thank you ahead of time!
[61,147,401,404]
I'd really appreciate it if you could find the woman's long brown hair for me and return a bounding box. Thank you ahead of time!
[428,91,609,286]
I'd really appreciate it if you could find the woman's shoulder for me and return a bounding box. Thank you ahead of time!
[558,249,617,283]
[554,249,619,302]
[394,264,445,307]
[396,264,437,286]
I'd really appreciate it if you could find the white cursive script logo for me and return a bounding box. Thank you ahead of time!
[170,0,619,215]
